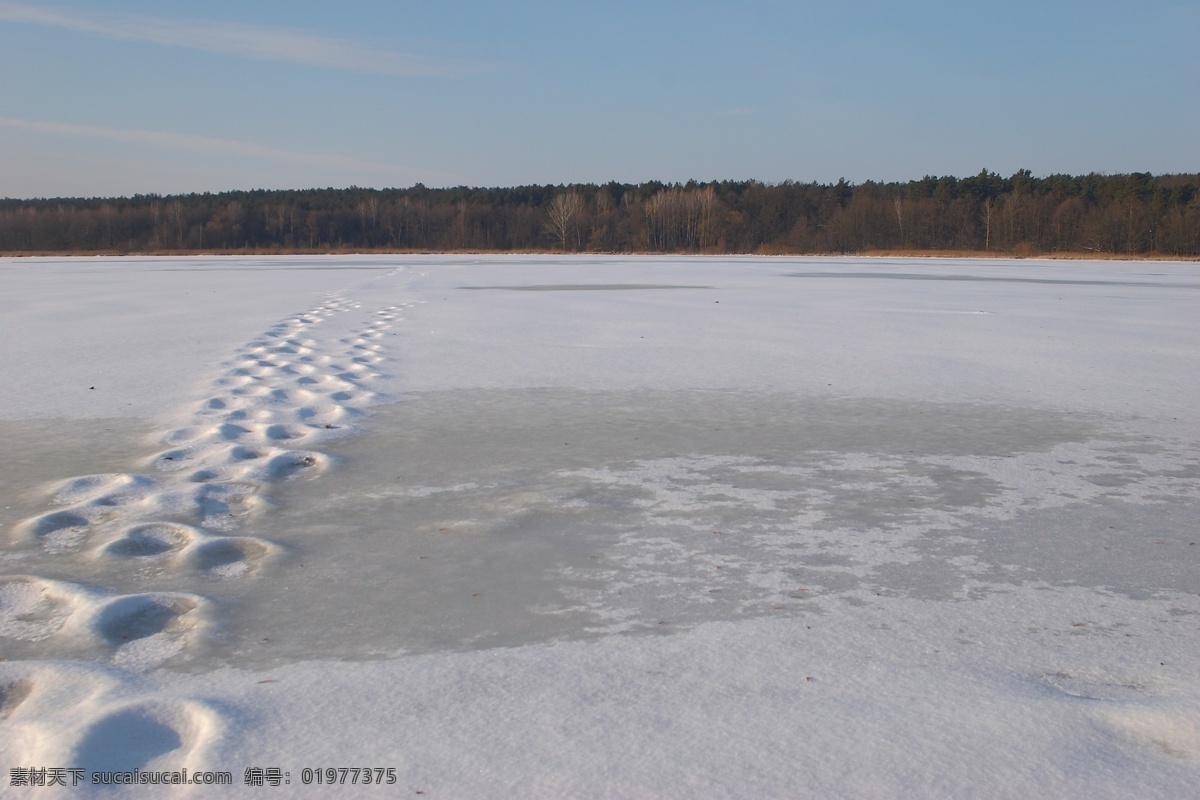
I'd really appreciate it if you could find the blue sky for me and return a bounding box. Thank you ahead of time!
[2,1,1196,198]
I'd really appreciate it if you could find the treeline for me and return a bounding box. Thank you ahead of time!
[2,170,1198,256]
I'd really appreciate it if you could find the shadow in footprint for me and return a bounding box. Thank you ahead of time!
[188,538,276,577]
[71,707,182,772]
[265,452,321,481]
[23,511,92,553]
[230,445,266,461]
[95,595,200,645]
[265,424,305,441]
[156,449,194,469]
[103,523,195,558]
[218,423,253,440]
[0,678,33,720]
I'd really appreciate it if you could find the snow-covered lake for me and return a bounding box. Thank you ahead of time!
[2,255,1198,797]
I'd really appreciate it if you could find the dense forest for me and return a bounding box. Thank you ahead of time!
[2,171,1198,257]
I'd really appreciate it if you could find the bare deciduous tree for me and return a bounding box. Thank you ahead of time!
[545,191,584,250]
[645,186,719,251]
[982,198,993,250]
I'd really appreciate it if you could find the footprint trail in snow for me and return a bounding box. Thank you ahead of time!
[2,293,410,669]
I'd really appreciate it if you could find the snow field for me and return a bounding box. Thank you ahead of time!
[1,255,1197,797]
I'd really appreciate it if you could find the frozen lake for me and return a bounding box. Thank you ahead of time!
[2,255,1198,797]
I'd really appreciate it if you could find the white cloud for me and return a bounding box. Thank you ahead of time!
[0,1,457,76]
[0,117,456,185]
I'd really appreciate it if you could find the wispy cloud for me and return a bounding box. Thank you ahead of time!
[0,117,457,184]
[0,1,458,76]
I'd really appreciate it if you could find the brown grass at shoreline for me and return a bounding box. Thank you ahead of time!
[855,248,1199,262]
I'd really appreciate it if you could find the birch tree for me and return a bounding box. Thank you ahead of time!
[545,191,584,250]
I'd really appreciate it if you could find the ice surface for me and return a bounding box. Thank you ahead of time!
[1,255,1198,797]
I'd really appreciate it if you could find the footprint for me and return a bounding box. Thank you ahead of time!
[0,576,75,642]
[168,423,260,447]
[302,376,357,394]
[229,444,268,462]
[68,700,223,774]
[230,365,272,378]
[18,510,93,553]
[102,523,199,559]
[52,474,156,506]
[195,483,261,527]
[262,451,326,481]
[90,592,207,647]
[163,425,209,446]
[217,422,257,441]
[331,389,372,404]
[186,466,241,484]
[155,447,196,470]
[75,707,181,769]
[265,423,309,442]
[0,665,127,767]
[185,536,280,578]
[269,387,316,404]
[7,580,211,660]
[223,407,272,423]
[296,404,348,425]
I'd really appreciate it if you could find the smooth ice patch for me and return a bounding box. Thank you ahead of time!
[206,388,1200,665]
